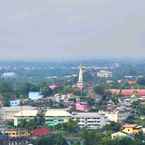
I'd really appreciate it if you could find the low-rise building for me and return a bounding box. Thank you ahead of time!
[45,109,72,127]
[32,128,50,137]
[122,124,142,135]
[5,129,30,138]
[10,99,20,107]
[0,106,36,121]
[97,70,112,78]
[75,101,90,112]
[110,89,145,97]
[100,109,131,123]
[28,92,43,101]
[72,112,110,129]
[111,132,129,140]
[14,110,38,126]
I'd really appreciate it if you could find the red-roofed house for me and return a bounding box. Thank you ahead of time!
[48,83,61,90]
[32,128,49,137]
[75,101,90,112]
[110,89,145,97]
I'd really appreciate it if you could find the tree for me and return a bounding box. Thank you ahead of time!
[63,119,78,133]
[111,95,119,105]
[40,82,53,97]
[81,129,98,145]
[94,85,106,95]
[137,77,145,86]
[18,119,37,130]
[32,134,68,145]
[103,122,121,132]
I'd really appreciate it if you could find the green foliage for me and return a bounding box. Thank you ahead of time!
[32,134,67,145]
[137,77,145,86]
[94,85,106,95]
[63,119,78,133]
[80,129,98,145]
[40,82,53,97]
[17,119,37,129]
[103,122,121,132]
[111,95,119,105]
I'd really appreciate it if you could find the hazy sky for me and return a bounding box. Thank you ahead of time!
[0,0,145,60]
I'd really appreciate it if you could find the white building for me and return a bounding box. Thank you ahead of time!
[28,92,43,101]
[10,99,20,106]
[1,72,16,79]
[72,112,110,129]
[97,70,112,78]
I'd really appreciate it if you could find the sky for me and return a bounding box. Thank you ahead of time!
[0,0,145,60]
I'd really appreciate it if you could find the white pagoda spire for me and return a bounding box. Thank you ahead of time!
[77,64,84,89]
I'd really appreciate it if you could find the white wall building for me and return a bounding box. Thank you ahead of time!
[97,70,112,78]
[28,92,43,100]
[72,112,110,129]
[10,99,20,107]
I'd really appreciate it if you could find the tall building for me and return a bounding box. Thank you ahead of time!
[77,64,84,90]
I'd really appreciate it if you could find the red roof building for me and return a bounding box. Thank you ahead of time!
[110,89,145,96]
[48,83,62,90]
[32,128,49,137]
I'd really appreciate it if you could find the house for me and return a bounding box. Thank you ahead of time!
[28,92,43,101]
[45,109,71,127]
[5,129,30,138]
[48,83,61,90]
[128,80,137,85]
[10,99,20,107]
[32,128,50,137]
[110,89,145,97]
[75,101,90,112]
[122,124,142,135]
[111,132,129,140]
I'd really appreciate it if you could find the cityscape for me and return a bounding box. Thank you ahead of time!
[0,0,145,145]
[0,60,145,144]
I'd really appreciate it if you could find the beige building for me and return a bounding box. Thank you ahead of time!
[100,110,131,123]
[0,106,37,121]
[14,109,38,126]
[122,124,142,135]
[45,109,71,127]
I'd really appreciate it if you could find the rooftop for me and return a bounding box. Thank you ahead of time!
[15,110,38,117]
[122,124,142,128]
[72,112,106,118]
[45,109,71,117]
